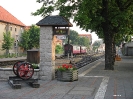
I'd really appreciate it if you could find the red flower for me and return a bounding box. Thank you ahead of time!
[62,64,67,68]
[69,65,72,68]
[65,65,69,69]
[57,64,76,71]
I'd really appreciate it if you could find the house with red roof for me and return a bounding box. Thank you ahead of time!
[0,6,26,55]
[79,34,92,44]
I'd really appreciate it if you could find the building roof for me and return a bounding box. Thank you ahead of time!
[36,15,73,27]
[79,34,92,44]
[79,34,92,37]
[25,26,31,30]
[0,6,26,27]
[79,34,92,39]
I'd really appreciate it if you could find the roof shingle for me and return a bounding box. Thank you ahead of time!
[0,6,26,26]
[36,15,73,27]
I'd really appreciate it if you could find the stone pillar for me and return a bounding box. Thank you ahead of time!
[39,26,55,80]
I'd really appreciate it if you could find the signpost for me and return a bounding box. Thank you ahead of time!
[56,35,66,40]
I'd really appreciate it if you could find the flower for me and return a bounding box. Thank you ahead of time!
[57,64,77,71]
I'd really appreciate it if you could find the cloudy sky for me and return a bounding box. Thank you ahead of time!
[0,0,99,42]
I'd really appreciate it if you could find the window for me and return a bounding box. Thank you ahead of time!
[10,26,12,31]
[15,27,17,32]
[21,28,23,33]
[5,25,7,30]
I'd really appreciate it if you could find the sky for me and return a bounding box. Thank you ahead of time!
[0,0,99,43]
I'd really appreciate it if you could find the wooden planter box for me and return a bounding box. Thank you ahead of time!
[115,57,121,61]
[57,70,78,82]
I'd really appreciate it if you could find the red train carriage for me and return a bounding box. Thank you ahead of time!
[73,45,81,55]
[64,44,87,56]
[80,46,88,54]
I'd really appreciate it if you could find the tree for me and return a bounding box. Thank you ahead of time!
[63,30,79,45]
[64,30,90,48]
[78,37,90,48]
[18,25,40,52]
[32,0,133,70]
[69,30,79,45]
[18,30,30,52]
[19,25,40,51]
[92,40,101,52]
[2,31,14,54]
[55,45,63,54]
[92,41,101,47]
[28,25,40,49]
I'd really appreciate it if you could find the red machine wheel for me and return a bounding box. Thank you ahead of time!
[17,62,34,80]
[13,61,24,76]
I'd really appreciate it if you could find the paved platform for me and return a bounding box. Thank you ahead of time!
[0,56,133,99]
[0,57,26,62]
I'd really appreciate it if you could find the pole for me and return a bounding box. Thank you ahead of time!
[67,28,70,59]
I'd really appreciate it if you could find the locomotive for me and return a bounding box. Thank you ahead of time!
[64,44,88,56]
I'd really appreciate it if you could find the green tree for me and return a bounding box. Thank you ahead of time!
[18,30,30,52]
[78,37,90,48]
[65,30,90,48]
[28,25,40,49]
[63,30,79,45]
[55,45,63,54]
[2,31,14,54]
[19,25,40,51]
[92,40,101,52]
[32,0,133,70]
[69,30,79,45]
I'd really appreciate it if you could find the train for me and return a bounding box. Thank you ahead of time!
[64,44,88,56]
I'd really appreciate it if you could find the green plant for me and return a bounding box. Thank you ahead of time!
[1,55,4,58]
[55,45,63,54]
[32,63,39,69]
[57,64,77,72]
[2,31,14,55]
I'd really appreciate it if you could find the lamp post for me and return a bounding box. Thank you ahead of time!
[15,34,19,57]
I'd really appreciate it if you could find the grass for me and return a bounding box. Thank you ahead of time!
[0,53,27,58]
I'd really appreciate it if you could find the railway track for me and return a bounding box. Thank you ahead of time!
[74,53,104,69]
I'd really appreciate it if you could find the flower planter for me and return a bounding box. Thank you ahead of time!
[115,54,121,61]
[115,57,121,61]
[57,70,78,82]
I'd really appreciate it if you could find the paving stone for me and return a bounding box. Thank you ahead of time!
[68,87,95,95]
[46,85,73,94]
[62,94,74,99]
[68,90,93,95]
[72,86,95,91]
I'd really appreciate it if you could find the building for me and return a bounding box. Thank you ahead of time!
[0,6,26,55]
[55,37,63,46]
[79,34,92,44]
[121,42,133,56]
[98,44,105,52]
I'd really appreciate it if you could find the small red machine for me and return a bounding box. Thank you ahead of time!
[13,61,34,80]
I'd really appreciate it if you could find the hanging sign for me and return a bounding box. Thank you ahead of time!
[57,35,66,40]
[54,29,68,35]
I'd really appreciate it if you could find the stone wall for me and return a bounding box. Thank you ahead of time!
[39,26,55,80]
[0,68,39,79]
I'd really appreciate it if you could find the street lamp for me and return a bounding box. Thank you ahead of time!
[15,34,19,57]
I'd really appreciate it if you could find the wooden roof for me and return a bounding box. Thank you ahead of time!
[36,15,73,27]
